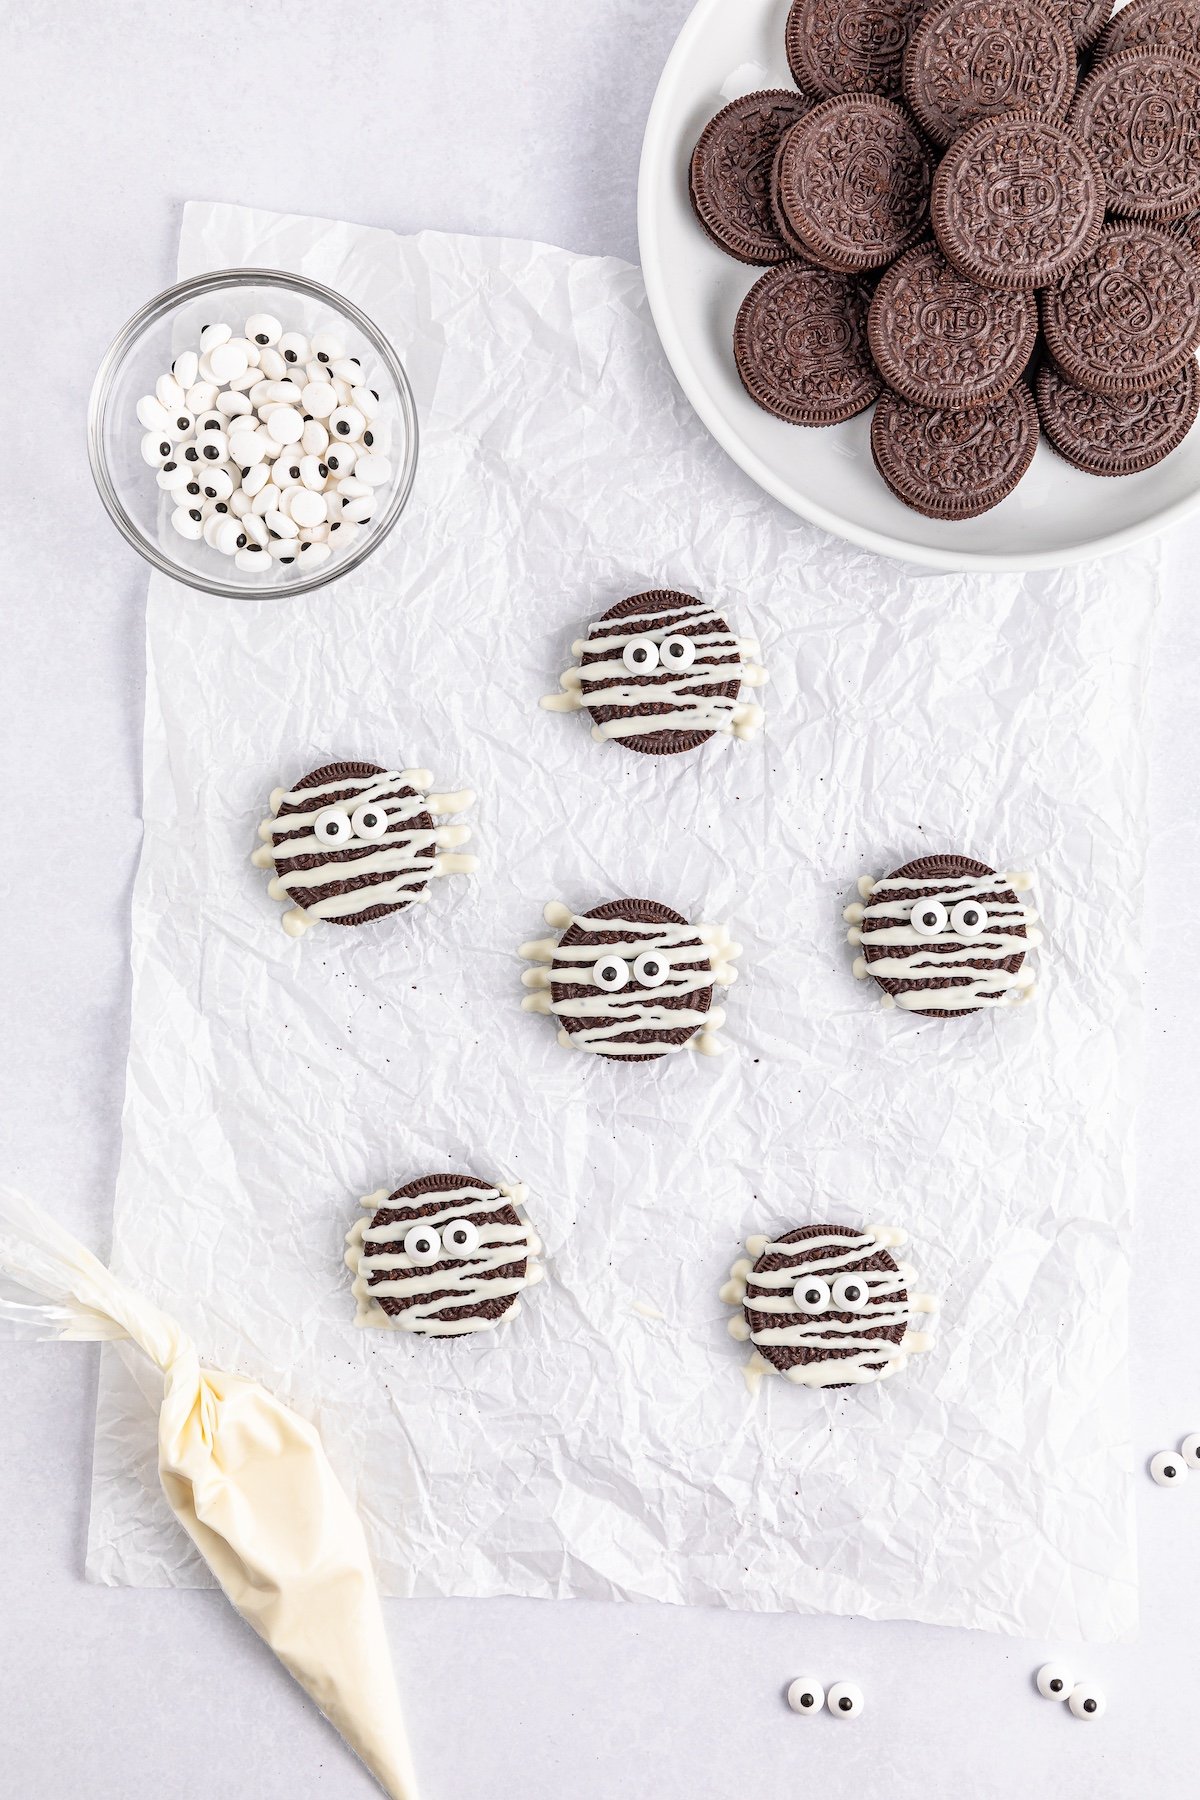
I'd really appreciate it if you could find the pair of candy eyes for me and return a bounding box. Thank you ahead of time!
[792,1273,874,1314]
[1036,1666,1105,1717]
[313,802,392,846]
[403,1218,481,1264]
[592,951,670,991]
[911,898,989,939]
[621,634,697,675]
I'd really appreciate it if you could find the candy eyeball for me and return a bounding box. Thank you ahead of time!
[245,312,282,347]
[330,405,366,440]
[786,1678,824,1716]
[793,1274,831,1314]
[622,636,659,674]
[141,431,174,466]
[633,949,670,988]
[831,1273,871,1312]
[313,807,353,847]
[826,1682,863,1719]
[1068,1684,1105,1720]
[198,431,229,463]
[442,1218,480,1258]
[910,897,948,937]
[660,634,697,670]
[404,1224,442,1265]
[311,329,345,364]
[1180,1432,1200,1469]
[593,953,630,992]
[1036,1662,1073,1700]
[950,899,988,936]
[200,468,234,503]
[351,800,390,841]
[278,330,311,365]
[1150,1449,1188,1487]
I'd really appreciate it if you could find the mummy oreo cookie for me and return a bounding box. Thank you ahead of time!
[721,1222,937,1390]
[252,760,477,937]
[519,898,740,1060]
[346,1173,544,1336]
[844,854,1040,1014]
[540,591,767,756]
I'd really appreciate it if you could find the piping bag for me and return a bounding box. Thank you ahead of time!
[0,1186,418,1800]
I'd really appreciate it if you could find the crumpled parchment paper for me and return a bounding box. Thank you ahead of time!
[88,199,1156,1643]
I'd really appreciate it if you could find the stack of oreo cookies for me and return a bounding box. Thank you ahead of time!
[690,0,1200,517]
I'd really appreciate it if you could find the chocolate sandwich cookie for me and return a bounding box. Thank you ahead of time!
[251,760,477,937]
[774,96,932,272]
[734,263,882,425]
[1070,48,1200,222]
[871,384,1039,517]
[720,1221,937,1388]
[519,898,740,1060]
[868,241,1038,406]
[1095,0,1200,62]
[690,90,814,264]
[540,591,767,755]
[785,0,927,102]
[1036,358,1199,473]
[1175,209,1200,260]
[1040,221,1200,395]
[932,113,1104,290]
[1072,0,1116,49]
[902,0,1076,146]
[346,1174,544,1336]
[844,854,1039,1013]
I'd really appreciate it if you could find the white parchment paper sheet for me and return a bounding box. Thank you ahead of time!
[89,200,1154,1642]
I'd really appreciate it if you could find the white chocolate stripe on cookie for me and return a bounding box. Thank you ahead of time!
[361,1186,513,1239]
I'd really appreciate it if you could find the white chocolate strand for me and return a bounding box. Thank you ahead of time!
[541,600,766,741]
[345,1182,544,1335]
[253,767,478,936]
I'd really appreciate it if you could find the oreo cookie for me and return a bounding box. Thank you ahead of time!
[844,854,1040,1013]
[773,95,932,271]
[734,263,882,426]
[868,241,1039,406]
[1072,0,1117,49]
[720,1221,936,1389]
[541,590,767,756]
[785,0,927,101]
[1070,47,1200,222]
[519,898,740,1061]
[1036,359,1200,474]
[1095,0,1200,62]
[346,1174,544,1336]
[1040,221,1200,395]
[870,384,1039,517]
[902,0,1076,146]
[690,90,813,265]
[252,760,477,937]
[932,113,1105,290]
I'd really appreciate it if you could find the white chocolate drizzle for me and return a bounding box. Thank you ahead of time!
[540,598,766,742]
[720,1225,937,1389]
[252,765,478,937]
[843,867,1039,1011]
[345,1180,544,1336]
[519,899,740,1056]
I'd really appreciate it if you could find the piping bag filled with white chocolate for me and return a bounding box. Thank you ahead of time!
[0,1186,418,1800]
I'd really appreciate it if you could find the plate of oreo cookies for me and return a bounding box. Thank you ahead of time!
[638,0,1200,569]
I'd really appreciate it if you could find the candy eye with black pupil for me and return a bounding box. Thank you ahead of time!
[1068,1684,1106,1720]
[593,954,630,991]
[950,899,988,936]
[786,1678,824,1715]
[1036,1663,1073,1700]
[622,637,659,674]
[792,1275,831,1313]
[1181,1432,1200,1468]
[831,1274,871,1312]
[443,1219,480,1258]
[826,1682,863,1719]
[313,807,352,846]
[1150,1449,1188,1487]
[911,898,948,937]
[633,950,670,988]
[403,1224,441,1265]
[660,635,696,669]
[351,801,390,841]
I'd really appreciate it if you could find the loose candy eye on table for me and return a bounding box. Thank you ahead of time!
[136,313,393,578]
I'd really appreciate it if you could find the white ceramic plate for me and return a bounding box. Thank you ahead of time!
[637,0,1200,571]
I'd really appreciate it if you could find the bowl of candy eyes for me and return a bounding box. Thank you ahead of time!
[88,268,419,599]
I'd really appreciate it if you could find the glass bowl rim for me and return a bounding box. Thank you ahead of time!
[87,266,419,602]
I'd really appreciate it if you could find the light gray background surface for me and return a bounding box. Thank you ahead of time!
[1,4,1197,1796]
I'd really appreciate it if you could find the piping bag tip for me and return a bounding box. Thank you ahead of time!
[0,1185,418,1800]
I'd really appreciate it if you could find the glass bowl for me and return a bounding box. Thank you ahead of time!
[88,268,419,600]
